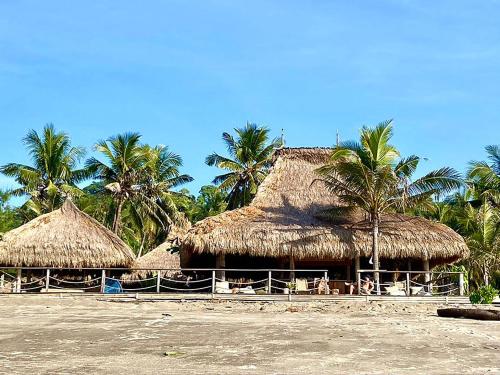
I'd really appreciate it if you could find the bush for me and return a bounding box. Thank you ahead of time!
[469,285,499,304]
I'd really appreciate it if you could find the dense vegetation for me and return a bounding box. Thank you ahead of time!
[0,123,498,289]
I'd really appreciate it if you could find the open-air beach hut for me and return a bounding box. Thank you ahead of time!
[129,242,181,279]
[0,199,134,269]
[182,148,469,280]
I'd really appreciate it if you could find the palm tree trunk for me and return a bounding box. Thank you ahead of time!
[372,215,380,295]
[112,197,124,235]
[137,233,147,259]
[483,264,490,286]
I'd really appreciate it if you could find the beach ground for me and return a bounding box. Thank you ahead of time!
[0,296,498,375]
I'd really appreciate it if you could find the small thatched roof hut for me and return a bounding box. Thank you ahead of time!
[0,199,134,268]
[183,148,469,268]
[126,218,190,279]
[130,242,181,278]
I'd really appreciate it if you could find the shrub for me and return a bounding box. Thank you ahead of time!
[469,285,499,304]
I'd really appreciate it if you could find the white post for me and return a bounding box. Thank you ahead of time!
[406,272,410,296]
[156,272,161,294]
[459,272,464,296]
[324,271,329,295]
[16,268,21,293]
[211,270,216,297]
[45,269,50,292]
[423,258,430,293]
[357,270,361,296]
[0,273,4,290]
[100,270,106,293]
[268,271,272,294]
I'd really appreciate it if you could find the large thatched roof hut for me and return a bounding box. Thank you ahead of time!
[0,199,134,268]
[182,148,469,274]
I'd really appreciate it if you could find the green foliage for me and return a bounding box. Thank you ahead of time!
[0,124,88,216]
[317,119,462,280]
[206,123,282,209]
[0,190,22,234]
[418,145,500,288]
[85,133,193,236]
[469,285,499,304]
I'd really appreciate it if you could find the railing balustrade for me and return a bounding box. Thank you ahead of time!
[0,267,464,297]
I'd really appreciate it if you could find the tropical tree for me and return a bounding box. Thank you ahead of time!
[0,190,22,234]
[468,145,500,207]
[456,201,499,286]
[192,185,228,222]
[206,123,282,209]
[85,132,144,233]
[85,133,193,238]
[317,120,462,289]
[0,124,87,215]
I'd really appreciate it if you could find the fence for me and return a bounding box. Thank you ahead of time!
[0,267,464,297]
[356,269,465,296]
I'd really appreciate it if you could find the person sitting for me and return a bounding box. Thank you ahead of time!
[346,276,375,295]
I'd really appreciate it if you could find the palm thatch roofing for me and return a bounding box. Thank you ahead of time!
[0,199,134,268]
[130,242,181,278]
[183,148,469,263]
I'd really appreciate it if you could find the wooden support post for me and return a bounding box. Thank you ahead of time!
[324,271,329,295]
[346,263,351,282]
[215,253,226,281]
[0,273,4,290]
[406,272,410,296]
[211,270,216,297]
[156,272,161,294]
[423,258,430,293]
[45,269,50,292]
[16,268,21,293]
[289,254,295,281]
[100,270,106,293]
[356,270,361,296]
[354,256,360,278]
[268,271,272,294]
[459,273,464,296]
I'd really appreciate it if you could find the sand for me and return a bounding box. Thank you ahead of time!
[0,296,498,374]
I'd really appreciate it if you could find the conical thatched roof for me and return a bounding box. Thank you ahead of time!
[0,199,134,268]
[130,242,181,278]
[183,148,469,263]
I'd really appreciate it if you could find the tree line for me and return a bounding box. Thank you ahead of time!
[0,121,497,288]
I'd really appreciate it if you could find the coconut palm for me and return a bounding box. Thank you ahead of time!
[468,145,500,207]
[206,123,282,209]
[317,120,462,289]
[456,201,500,286]
[0,124,87,214]
[85,133,193,236]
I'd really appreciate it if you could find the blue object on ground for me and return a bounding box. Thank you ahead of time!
[104,278,123,294]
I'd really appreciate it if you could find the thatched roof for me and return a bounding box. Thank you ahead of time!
[0,199,134,268]
[183,147,469,263]
[129,242,181,278]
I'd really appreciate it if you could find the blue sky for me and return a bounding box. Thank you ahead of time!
[0,1,499,199]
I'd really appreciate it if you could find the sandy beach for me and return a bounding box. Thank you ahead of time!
[0,296,498,374]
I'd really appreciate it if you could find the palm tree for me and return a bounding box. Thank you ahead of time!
[0,124,87,214]
[86,133,193,236]
[85,132,144,234]
[193,185,228,222]
[317,120,462,289]
[206,123,282,209]
[456,201,499,286]
[468,145,500,207]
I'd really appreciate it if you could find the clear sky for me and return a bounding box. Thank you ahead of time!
[0,1,499,198]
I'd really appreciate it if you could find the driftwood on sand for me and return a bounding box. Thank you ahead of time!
[437,308,500,321]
